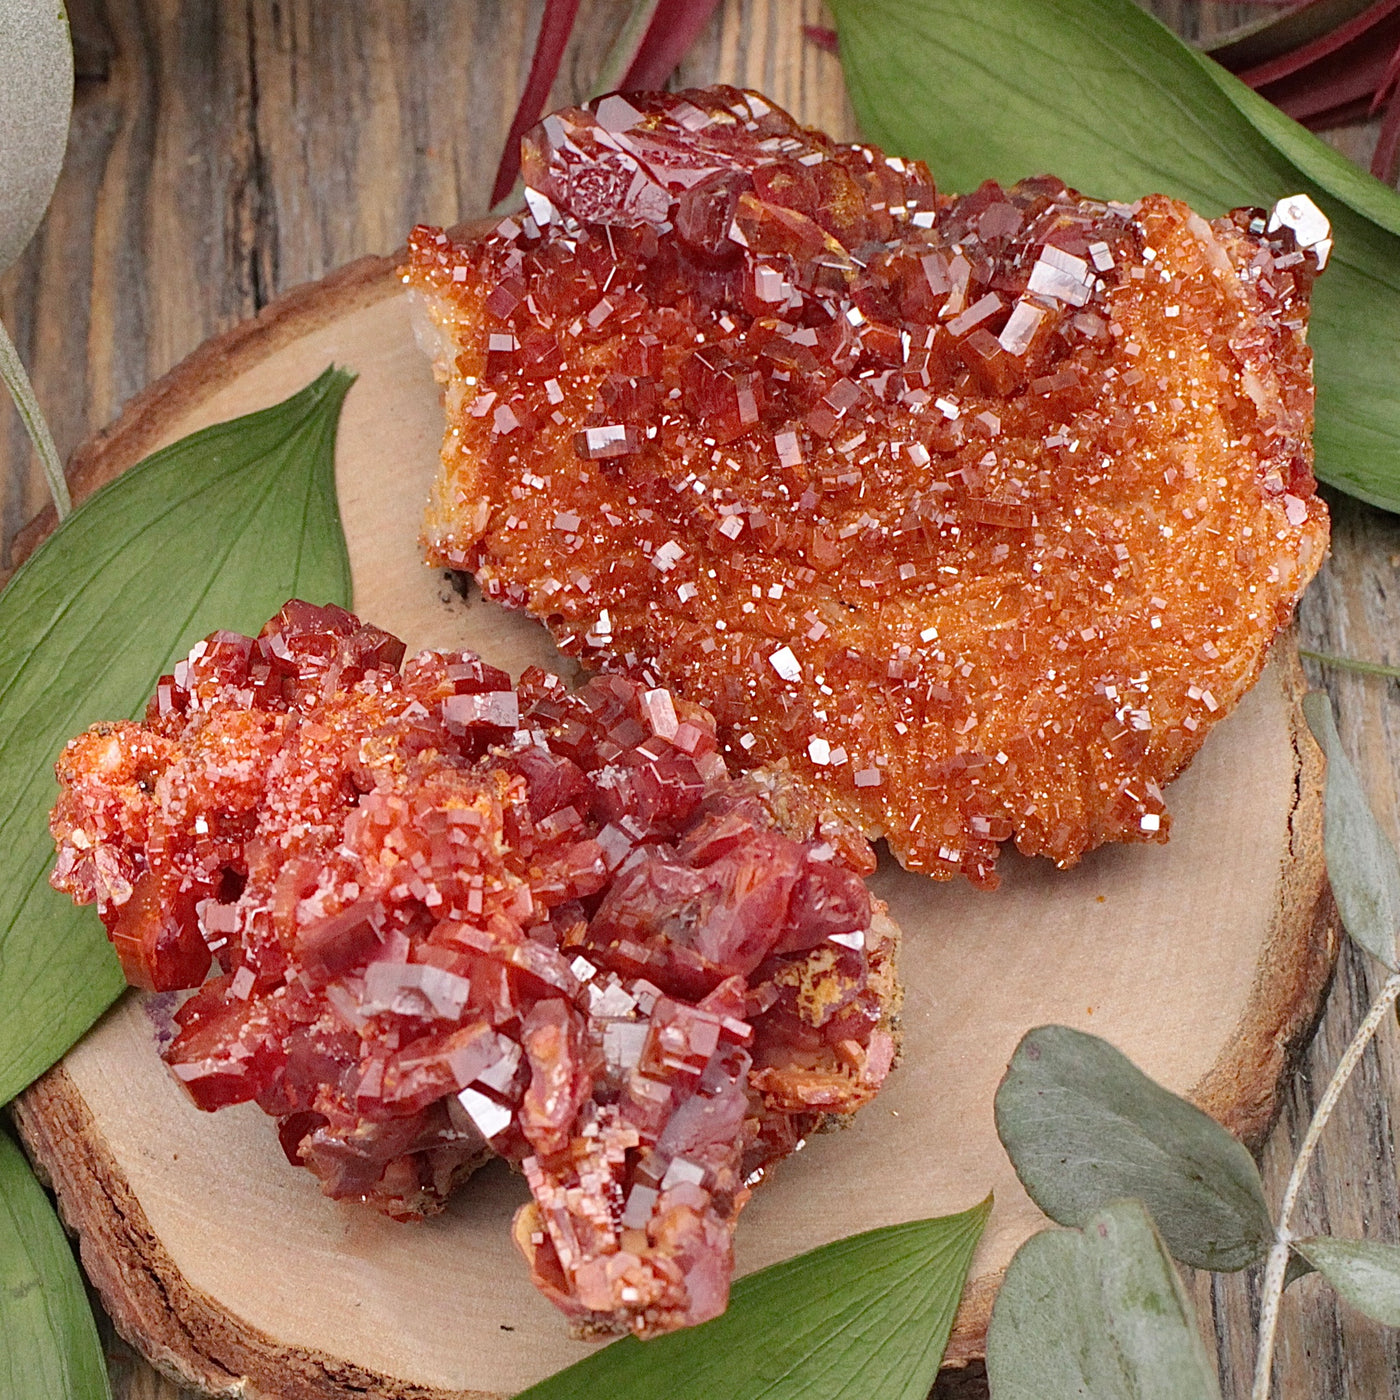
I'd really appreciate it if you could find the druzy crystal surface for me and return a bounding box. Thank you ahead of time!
[406,85,1329,887]
[50,601,897,1336]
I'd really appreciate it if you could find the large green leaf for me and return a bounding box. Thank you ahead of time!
[519,1199,991,1400]
[1294,1237,1400,1327]
[0,1129,109,1399]
[828,0,1400,512]
[0,367,354,1104]
[986,1200,1220,1400]
[994,1026,1273,1271]
[1302,692,1400,970]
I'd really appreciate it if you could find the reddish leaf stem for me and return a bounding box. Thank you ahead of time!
[619,0,724,91]
[491,0,582,208]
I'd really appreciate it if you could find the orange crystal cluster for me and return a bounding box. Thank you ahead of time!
[49,601,897,1335]
[407,85,1329,885]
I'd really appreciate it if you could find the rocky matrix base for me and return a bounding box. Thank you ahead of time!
[407,84,1329,886]
[49,600,898,1337]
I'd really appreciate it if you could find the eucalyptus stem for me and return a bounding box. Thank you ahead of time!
[589,0,662,97]
[0,314,69,519]
[1252,969,1400,1400]
[1299,648,1400,681]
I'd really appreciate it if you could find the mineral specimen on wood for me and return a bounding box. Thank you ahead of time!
[406,85,1329,886]
[49,600,898,1336]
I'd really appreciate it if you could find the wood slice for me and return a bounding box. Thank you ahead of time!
[12,249,1336,1400]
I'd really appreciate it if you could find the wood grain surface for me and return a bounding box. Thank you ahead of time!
[1,2,1396,1396]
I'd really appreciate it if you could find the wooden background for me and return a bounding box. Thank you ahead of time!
[3,2,1399,1396]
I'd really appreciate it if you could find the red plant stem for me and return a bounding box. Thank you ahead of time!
[491,0,582,208]
[803,25,839,53]
[1236,0,1400,87]
[1373,52,1400,181]
[619,0,724,90]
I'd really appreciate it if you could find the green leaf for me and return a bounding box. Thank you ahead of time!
[1302,692,1400,970]
[1284,1246,1317,1291]
[827,0,1400,513]
[0,367,354,1104]
[994,1025,1273,1271]
[0,1128,110,1399]
[0,0,73,273]
[519,1199,991,1400]
[1293,1237,1400,1327]
[986,1200,1221,1400]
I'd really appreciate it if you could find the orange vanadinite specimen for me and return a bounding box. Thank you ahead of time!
[50,601,897,1336]
[405,85,1329,886]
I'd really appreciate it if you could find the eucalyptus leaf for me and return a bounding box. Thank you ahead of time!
[994,1025,1273,1271]
[1293,1237,1400,1326]
[0,1128,110,1399]
[1284,1247,1317,1290]
[986,1199,1220,1400]
[0,367,354,1104]
[519,1199,991,1400]
[0,0,72,272]
[0,1,75,517]
[1302,692,1400,970]
[827,0,1400,513]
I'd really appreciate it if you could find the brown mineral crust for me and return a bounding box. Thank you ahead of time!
[49,600,898,1337]
[404,84,1329,887]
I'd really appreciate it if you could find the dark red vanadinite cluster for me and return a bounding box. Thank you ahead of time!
[407,85,1327,886]
[50,600,897,1335]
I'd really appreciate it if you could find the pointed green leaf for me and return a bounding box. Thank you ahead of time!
[0,0,73,273]
[995,1025,1272,1271]
[1302,692,1400,970]
[1284,1245,1317,1290]
[986,1200,1220,1400]
[0,367,354,1103]
[519,1198,991,1400]
[0,1129,110,1399]
[1294,1237,1400,1327]
[827,0,1400,513]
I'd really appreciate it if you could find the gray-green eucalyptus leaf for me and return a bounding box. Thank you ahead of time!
[994,1025,1273,1271]
[1293,1237,1400,1327]
[518,1199,991,1400]
[986,1200,1220,1400]
[0,1128,110,1399]
[1284,1247,1316,1290]
[0,1,73,272]
[0,367,354,1104]
[1302,692,1400,970]
[827,0,1400,513]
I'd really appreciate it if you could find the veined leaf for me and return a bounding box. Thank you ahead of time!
[986,1200,1220,1400]
[994,1026,1273,1271]
[519,1199,991,1400]
[1293,1237,1400,1326]
[0,1128,110,1399]
[1302,692,1400,970]
[0,367,354,1104]
[827,0,1400,512]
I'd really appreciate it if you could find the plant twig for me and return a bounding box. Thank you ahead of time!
[1299,647,1400,680]
[1252,969,1400,1400]
[0,315,68,519]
